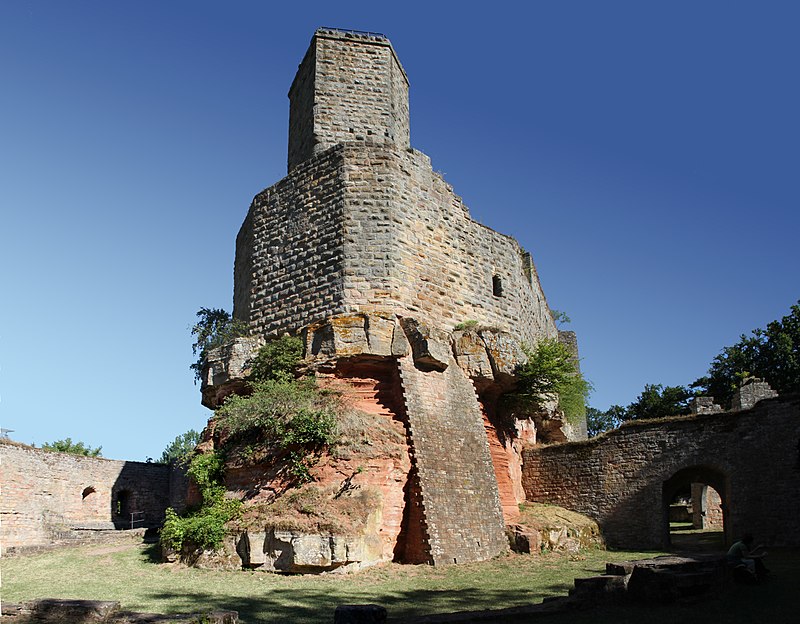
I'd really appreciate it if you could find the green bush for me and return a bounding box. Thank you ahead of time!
[159,429,201,465]
[160,452,241,553]
[215,379,339,483]
[249,335,304,382]
[40,438,102,457]
[454,320,479,331]
[508,339,591,425]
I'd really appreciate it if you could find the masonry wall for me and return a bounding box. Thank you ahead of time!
[288,30,409,172]
[0,442,172,551]
[340,144,557,346]
[398,355,508,564]
[234,146,348,336]
[521,395,800,549]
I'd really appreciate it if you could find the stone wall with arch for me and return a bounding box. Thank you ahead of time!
[0,441,180,552]
[522,395,800,549]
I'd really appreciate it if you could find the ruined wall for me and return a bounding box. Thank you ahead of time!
[397,355,508,564]
[0,442,172,551]
[234,145,348,336]
[238,29,558,348]
[341,145,556,346]
[237,142,557,346]
[522,395,800,549]
[288,29,409,172]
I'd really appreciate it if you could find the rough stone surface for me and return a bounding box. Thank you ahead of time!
[506,524,542,554]
[235,29,559,350]
[688,396,723,414]
[0,441,179,552]
[523,395,800,549]
[234,527,383,573]
[288,29,409,172]
[398,355,508,564]
[201,336,264,409]
[205,27,577,570]
[731,377,778,410]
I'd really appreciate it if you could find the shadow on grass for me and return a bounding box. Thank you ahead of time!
[139,548,799,624]
[144,584,560,624]
[466,548,800,624]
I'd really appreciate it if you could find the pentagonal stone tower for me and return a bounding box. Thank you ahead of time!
[235,28,555,350]
[212,28,584,568]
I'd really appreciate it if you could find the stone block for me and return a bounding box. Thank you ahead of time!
[478,329,526,382]
[399,317,450,371]
[506,524,541,553]
[452,330,494,381]
[31,599,120,623]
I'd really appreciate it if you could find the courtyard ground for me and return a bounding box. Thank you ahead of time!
[1,539,796,623]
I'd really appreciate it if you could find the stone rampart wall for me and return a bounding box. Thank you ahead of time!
[398,356,507,564]
[0,442,172,550]
[522,396,800,549]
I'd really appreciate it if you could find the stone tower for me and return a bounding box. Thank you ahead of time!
[234,28,555,349]
[207,29,583,569]
[287,28,410,171]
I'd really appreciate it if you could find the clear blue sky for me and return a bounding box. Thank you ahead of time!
[1,1,797,460]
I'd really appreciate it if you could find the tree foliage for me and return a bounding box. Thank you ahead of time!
[41,437,102,457]
[249,335,304,383]
[190,307,249,381]
[159,429,201,465]
[510,339,591,424]
[160,451,242,553]
[215,379,339,482]
[692,301,800,407]
[586,385,690,437]
[586,405,625,438]
[549,309,572,327]
[626,384,692,420]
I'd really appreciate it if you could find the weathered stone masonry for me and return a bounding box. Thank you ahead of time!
[0,441,179,551]
[234,29,557,348]
[214,28,579,567]
[522,395,800,549]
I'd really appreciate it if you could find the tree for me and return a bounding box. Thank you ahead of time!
[510,339,592,425]
[549,308,572,327]
[586,385,690,437]
[41,437,102,457]
[249,335,304,383]
[159,429,202,465]
[626,384,692,420]
[190,307,249,381]
[586,405,625,437]
[693,301,800,407]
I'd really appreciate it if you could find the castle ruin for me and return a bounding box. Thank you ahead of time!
[7,28,795,572]
[200,28,583,569]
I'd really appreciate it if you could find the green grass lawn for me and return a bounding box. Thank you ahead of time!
[1,541,655,623]
[2,541,797,623]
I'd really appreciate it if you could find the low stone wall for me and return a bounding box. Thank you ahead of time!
[0,441,175,551]
[522,395,800,549]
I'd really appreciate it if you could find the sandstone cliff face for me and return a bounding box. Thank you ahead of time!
[191,312,583,571]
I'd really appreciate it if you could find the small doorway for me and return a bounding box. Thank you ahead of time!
[663,466,728,552]
[113,489,132,528]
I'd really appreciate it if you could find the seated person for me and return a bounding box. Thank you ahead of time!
[727,533,768,581]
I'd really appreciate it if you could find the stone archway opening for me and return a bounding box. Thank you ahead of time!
[662,465,729,552]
